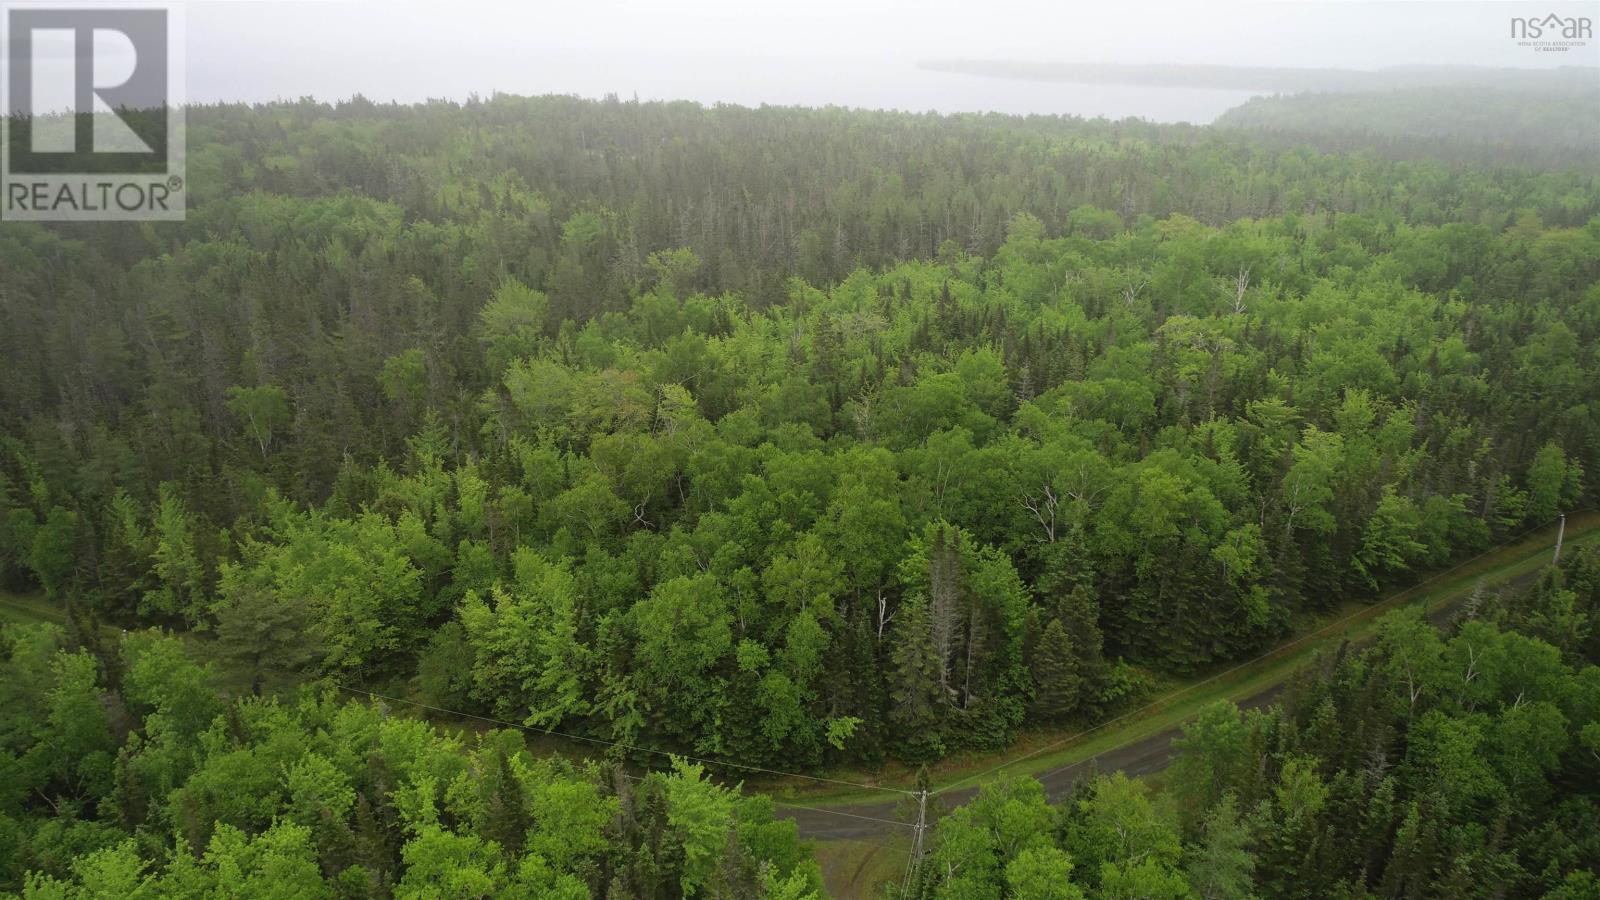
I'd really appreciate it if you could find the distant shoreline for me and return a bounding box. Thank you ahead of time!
[918,59,1600,94]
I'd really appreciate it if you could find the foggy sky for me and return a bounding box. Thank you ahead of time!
[183,0,1600,115]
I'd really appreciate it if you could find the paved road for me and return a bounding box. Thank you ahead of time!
[777,568,1541,842]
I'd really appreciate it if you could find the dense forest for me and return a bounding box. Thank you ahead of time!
[921,65,1600,170]
[1214,85,1600,171]
[1,94,1597,896]
[0,622,824,897]
[907,546,1600,899]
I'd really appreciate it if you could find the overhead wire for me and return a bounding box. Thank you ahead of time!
[337,684,916,797]
[932,511,1584,797]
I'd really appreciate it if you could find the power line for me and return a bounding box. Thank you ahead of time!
[7,509,1590,829]
[336,685,915,797]
[900,787,930,897]
[772,802,914,830]
[0,597,68,623]
[808,833,912,858]
[615,771,913,831]
[931,511,1584,798]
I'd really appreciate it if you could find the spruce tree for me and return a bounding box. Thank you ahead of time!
[890,598,945,760]
[480,745,530,857]
[1030,617,1081,723]
[1060,584,1107,708]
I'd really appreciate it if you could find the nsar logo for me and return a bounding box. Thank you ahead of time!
[1509,13,1593,52]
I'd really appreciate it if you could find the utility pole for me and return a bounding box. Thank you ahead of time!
[901,767,932,897]
[1554,513,1566,565]
[904,787,929,892]
[910,788,929,860]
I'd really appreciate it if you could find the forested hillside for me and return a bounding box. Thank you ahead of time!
[1,95,1597,897]
[1215,85,1600,171]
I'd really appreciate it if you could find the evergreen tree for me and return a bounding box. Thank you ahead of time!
[889,599,945,760]
[1030,617,1081,723]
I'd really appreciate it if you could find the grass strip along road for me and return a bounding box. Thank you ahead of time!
[3,515,1593,845]
[776,512,1597,841]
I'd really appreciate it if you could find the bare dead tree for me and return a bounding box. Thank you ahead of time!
[928,528,962,698]
[1123,276,1149,307]
[1020,484,1059,543]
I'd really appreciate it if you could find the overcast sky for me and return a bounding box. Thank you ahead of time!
[182,0,1600,116]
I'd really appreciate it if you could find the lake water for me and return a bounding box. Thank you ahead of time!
[670,64,1262,124]
[191,41,1265,125]
[571,59,1266,124]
